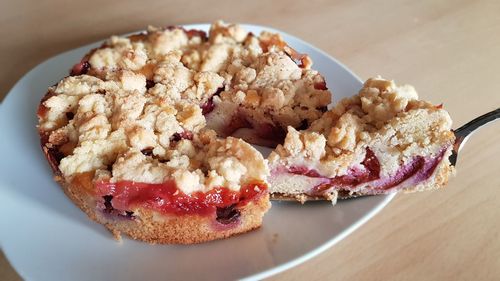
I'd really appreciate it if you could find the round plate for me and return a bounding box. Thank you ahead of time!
[0,24,395,281]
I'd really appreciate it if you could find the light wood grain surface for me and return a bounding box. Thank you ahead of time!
[2,0,499,280]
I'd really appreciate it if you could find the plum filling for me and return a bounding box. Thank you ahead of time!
[216,204,241,225]
[146,79,155,89]
[205,88,319,147]
[70,61,90,76]
[172,131,193,141]
[330,148,381,187]
[101,195,135,220]
[96,180,266,220]
[201,97,215,115]
[281,147,448,196]
[314,80,328,90]
[65,111,75,120]
[140,147,154,156]
[103,195,113,212]
[289,166,321,177]
[201,86,223,115]
[44,147,65,173]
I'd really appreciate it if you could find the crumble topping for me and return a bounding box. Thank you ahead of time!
[38,21,332,194]
[213,50,331,131]
[89,36,148,71]
[146,27,190,57]
[59,129,128,177]
[269,77,455,178]
[40,70,214,190]
[108,134,268,194]
[84,20,331,137]
[54,75,109,96]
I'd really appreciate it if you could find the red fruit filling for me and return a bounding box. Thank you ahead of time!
[313,80,328,90]
[172,131,193,141]
[184,29,208,41]
[95,180,267,218]
[146,79,155,89]
[201,87,223,115]
[65,112,75,120]
[70,61,90,76]
[289,166,322,177]
[102,195,135,220]
[285,147,448,196]
[215,204,241,225]
[201,97,215,115]
[39,131,64,176]
[140,147,154,156]
[330,148,381,187]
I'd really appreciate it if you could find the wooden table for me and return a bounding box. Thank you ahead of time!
[2,0,499,280]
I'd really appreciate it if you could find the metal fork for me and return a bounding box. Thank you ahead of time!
[272,107,500,202]
[449,107,500,166]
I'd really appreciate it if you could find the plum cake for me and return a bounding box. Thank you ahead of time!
[37,21,454,244]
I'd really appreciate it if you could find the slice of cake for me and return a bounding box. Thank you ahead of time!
[268,77,455,202]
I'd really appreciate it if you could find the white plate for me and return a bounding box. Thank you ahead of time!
[0,24,395,281]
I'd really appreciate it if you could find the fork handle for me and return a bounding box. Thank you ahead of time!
[450,107,500,165]
[454,108,500,140]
